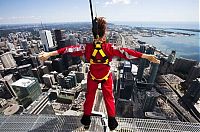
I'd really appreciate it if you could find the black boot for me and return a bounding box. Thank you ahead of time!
[81,115,91,129]
[108,117,118,131]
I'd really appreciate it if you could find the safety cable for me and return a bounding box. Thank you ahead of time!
[89,0,99,39]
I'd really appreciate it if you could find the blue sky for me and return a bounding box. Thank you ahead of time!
[0,0,199,24]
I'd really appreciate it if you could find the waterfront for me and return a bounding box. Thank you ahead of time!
[114,22,200,61]
[136,29,200,61]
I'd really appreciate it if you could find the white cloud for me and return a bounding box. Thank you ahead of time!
[8,16,41,20]
[105,0,131,6]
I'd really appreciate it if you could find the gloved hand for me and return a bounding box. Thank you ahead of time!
[38,51,51,61]
[142,54,160,64]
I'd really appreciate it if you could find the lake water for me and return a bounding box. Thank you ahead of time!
[114,22,200,61]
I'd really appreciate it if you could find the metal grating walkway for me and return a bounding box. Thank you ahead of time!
[0,115,199,132]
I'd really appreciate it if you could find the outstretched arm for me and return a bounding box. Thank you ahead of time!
[39,44,85,61]
[38,50,59,61]
[141,54,160,64]
[112,46,160,64]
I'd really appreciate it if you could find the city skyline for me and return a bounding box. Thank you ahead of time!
[0,0,199,24]
[0,1,200,129]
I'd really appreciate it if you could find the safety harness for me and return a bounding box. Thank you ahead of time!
[90,40,109,65]
[89,40,110,81]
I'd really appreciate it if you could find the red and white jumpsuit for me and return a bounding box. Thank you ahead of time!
[57,42,142,118]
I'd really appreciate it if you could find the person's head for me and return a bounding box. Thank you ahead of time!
[171,50,176,55]
[92,17,107,39]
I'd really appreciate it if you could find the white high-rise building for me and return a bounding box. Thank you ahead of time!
[0,52,17,68]
[39,30,54,51]
[6,42,15,51]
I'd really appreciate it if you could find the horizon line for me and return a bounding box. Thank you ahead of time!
[0,21,199,26]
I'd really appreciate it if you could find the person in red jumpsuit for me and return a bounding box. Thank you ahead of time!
[39,17,160,131]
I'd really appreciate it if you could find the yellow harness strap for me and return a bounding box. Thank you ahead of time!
[92,49,98,57]
[89,40,110,81]
[90,72,110,81]
[90,42,109,65]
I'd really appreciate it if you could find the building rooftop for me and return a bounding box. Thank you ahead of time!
[3,104,20,115]
[11,78,35,88]
[0,115,199,132]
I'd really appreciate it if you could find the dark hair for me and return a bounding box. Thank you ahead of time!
[172,50,176,54]
[92,17,107,39]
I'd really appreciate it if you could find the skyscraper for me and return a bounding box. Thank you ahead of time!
[30,55,41,68]
[11,77,42,108]
[0,82,12,99]
[0,52,17,69]
[52,58,65,72]
[0,74,17,98]
[68,33,77,45]
[183,79,200,103]
[6,42,15,51]
[39,30,54,51]
[54,30,63,46]
[42,74,56,88]
[20,40,29,51]
[17,64,33,77]
[44,60,53,71]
